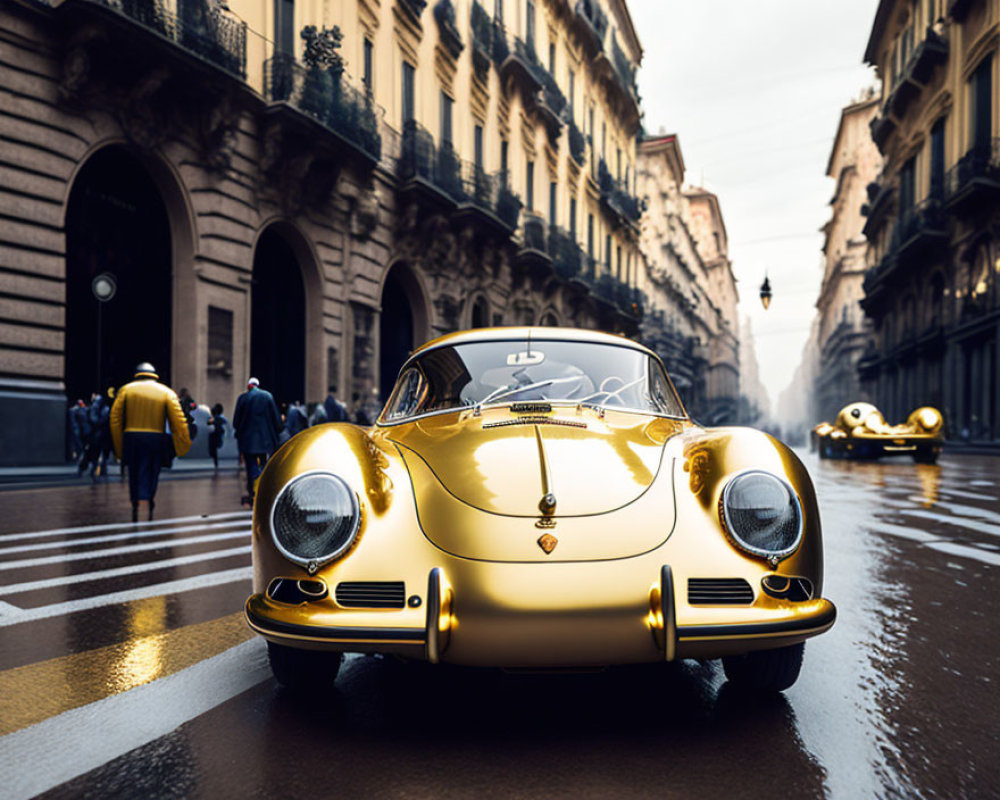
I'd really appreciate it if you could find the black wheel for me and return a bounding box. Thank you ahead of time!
[267,641,343,693]
[722,642,804,693]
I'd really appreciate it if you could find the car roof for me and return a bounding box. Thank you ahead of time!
[409,327,659,362]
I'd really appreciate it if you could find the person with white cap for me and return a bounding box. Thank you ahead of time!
[232,376,281,506]
[110,362,191,522]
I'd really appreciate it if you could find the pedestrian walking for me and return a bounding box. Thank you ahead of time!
[110,362,191,522]
[207,402,228,470]
[233,376,281,507]
[67,399,86,461]
[80,387,114,480]
[324,386,348,423]
[284,400,309,438]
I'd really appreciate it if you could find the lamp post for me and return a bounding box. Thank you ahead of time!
[759,273,772,310]
[91,272,117,392]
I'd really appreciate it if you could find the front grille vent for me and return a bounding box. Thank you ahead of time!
[688,578,754,605]
[335,581,405,609]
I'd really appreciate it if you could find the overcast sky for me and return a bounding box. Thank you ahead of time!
[630,0,879,413]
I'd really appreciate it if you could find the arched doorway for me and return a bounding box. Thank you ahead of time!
[65,146,173,407]
[379,266,415,403]
[251,228,306,408]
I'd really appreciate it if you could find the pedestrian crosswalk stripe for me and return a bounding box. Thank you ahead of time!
[0,530,251,572]
[0,545,252,595]
[0,566,252,626]
[0,611,255,737]
[0,511,251,542]
[0,638,269,800]
[0,519,250,555]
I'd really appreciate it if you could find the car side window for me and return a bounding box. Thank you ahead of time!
[385,367,426,420]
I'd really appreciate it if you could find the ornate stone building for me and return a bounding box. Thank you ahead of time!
[0,0,646,464]
[814,93,881,421]
[861,0,1000,440]
[637,134,740,423]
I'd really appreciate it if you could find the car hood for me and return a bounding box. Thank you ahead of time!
[387,409,682,517]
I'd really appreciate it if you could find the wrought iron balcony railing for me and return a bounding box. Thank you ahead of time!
[470,1,492,78]
[548,225,583,280]
[573,0,608,51]
[492,27,566,126]
[610,34,639,103]
[264,55,381,162]
[945,139,1000,202]
[398,120,463,201]
[84,0,247,78]
[568,118,586,166]
[521,211,548,253]
[598,158,642,224]
[459,164,522,230]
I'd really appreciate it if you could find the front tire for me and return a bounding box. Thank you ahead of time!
[267,641,343,693]
[722,642,804,693]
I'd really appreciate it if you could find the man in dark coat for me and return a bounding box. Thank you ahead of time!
[324,386,348,423]
[233,377,281,506]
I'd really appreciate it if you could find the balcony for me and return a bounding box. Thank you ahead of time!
[263,55,381,166]
[610,35,639,105]
[58,0,247,79]
[397,0,428,24]
[598,158,642,226]
[496,31,542,95]
[908,28,948,84]
[895,197,948,266]
[397,121,463,205]
[572,0,607,54]
[433,0,463,59]
[948,0,975,21]
[861,179,894,237]
[454,164,522,233]
[517,212,552,269]
[548,225,584,281]
[869,112,896,152]
[592,273,642,318]
[945,140,1000,215]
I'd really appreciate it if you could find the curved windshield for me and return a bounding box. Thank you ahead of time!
[380,340,686,423]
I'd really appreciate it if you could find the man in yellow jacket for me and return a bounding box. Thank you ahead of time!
[110,362,192,522]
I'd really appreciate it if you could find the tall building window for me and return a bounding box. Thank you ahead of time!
[501,140,509,182]
[549,181,557,226]
[440,91,453,144]
[402,61,415,125]
[601,122,606,159]
[930,117,945,198]
[526,0,536,53]
[569,197,577,239]
[587,213,594,257]
[474,124,484,169]
[495,0,503,23]
[970,55,993,154]
[549,42,556,74]
[899,156,916,218]
[275,0,294,55]
[617,245,622,280]
[363,38,373,92]
[526,160,534,210]
[568,69,575,116]
[605,233,611,271]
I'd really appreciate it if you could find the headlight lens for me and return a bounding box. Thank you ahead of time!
[720,471,803,561]
[271,472,360,571]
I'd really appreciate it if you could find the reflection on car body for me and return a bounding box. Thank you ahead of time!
[245,327,835,694]
[812,402,943,463]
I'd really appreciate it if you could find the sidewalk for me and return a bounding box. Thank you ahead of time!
[0,456,242,490]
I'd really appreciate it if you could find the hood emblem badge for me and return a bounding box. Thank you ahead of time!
[537,533,558,554]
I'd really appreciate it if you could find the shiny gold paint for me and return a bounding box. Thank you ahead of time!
[247,328,833,668]
[813,402,944,454]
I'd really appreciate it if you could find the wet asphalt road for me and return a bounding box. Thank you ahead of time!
[0,452,998,799]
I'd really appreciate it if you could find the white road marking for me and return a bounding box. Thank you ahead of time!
[0,638,270,800]
[0,519,250,555]
[0,546,252,595]
[0,511,251,542]
[897,508,1000,538]
[867,521,1000,567]
[0,566,252,626]
[0,530,251,571]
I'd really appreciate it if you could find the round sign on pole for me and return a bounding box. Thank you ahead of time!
[92,272,117,303]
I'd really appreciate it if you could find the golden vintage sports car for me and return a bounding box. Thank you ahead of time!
[246,327,835,693]
[813,402,943,464]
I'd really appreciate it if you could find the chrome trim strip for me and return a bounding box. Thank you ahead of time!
[426,567,442,664]
[661,565,676,662]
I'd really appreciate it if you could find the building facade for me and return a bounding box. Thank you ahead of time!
[636,134,740,423]
[815,94,881,421]
[861,0,1000,440]
[0,0,647,465]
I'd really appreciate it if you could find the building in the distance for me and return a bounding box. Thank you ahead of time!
[860,0,999,440]
[814,92,881,421]
[636,134,740,423]
[0,0,648,464]
[738,315,770,426]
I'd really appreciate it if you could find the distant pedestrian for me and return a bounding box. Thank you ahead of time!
[208,402,228,470]
[308,401,327,427]
[80,387,114,481]
[324,386,348,423]
[110,362,191,522]
[67,399,86,461]
[284,400,309,438]
[233,377,281,507]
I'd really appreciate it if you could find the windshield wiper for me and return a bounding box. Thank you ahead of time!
[474,379,557,415]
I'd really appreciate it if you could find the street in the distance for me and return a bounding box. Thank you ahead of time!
[0,452,997,799]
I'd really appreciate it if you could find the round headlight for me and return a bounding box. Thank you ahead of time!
[720,471,803,561]
[270,472,360,572]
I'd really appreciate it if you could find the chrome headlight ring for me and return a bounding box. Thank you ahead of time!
[269,470,361,574]
[719,469,804,564]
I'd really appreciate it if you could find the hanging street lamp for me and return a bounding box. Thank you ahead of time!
[759,273,772,310]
